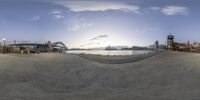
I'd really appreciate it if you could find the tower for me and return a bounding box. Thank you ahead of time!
[167,33,174,50]
[155,40,159,49]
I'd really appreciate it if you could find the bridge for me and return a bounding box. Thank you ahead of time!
[51,42,68,51]
[9,41,67,53]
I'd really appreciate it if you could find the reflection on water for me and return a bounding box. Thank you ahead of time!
[66,50,151,56]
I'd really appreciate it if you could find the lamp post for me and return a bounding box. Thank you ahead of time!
[0,40,1,53]
[2,38,5,54]
[3,38,5,46]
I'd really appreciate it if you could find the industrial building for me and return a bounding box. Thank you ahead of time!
[167,33,200,52]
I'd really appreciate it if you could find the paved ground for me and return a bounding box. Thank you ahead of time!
[0,52,200,100]
[77,51,158,64]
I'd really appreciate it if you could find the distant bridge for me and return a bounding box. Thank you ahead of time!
[9,41,67,53]
[51,42,67,50]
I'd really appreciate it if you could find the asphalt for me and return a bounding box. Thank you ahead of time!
[0,52,200,100]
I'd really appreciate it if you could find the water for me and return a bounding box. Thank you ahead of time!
[66,50,151,56]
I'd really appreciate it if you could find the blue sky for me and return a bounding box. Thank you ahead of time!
[0,0,200,48]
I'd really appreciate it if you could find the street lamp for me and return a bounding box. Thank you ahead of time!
[2,38,6,54]
[3,38,5,46]
[0,40,1,53]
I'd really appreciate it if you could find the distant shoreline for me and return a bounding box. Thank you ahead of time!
[66,49,151,56]
[76,51,159,64]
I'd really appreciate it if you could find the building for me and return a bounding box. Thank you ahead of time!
[174,42,190,51]
[167,33,200,52]
[167,34,174,50]
[0,41,67,54]
[155,40,159,49]
[105,46,117,50]
[191,42,200,52]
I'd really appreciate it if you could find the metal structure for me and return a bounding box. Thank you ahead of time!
[51,42,68,51]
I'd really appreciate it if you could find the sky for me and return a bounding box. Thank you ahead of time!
[0,0,200,48]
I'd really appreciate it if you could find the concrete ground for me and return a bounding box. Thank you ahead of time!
[77,51,158,64]
[0,52,200,100]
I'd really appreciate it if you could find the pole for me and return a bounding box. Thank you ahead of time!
[3,38,5,54]
[0,41,1,53]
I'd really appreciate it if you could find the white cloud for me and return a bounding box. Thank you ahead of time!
[90,35,108,41]
[53,14,64,19]
[64,18,93,31]
[49,9,63,15]
[68,21,93,31]
[68,24,81,31]
[53,1,140,13]
[162,6,189,15]
[28,16,40,21]
[149,6,189,16]
[49,9,64,19]
[149,7,161,11]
